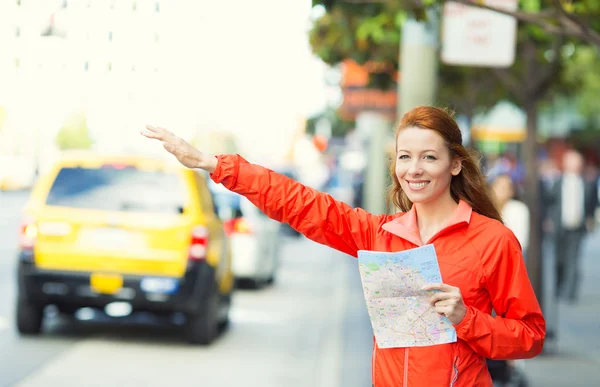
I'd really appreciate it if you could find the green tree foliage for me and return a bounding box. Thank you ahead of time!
[436,66,507,121]
[309,1,510,121]
[437,2,597,124]
[560,44,600,117]
[420,0,600,47]
[55,112,93,150]
[309,1,407,88]
[308,0,598,125]
[310,1,600,69]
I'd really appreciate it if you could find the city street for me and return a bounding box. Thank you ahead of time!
[3,188,599,387]
[0,191,372,387]
[524,227,600,386]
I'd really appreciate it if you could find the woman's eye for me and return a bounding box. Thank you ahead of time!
[424,155,437,160]
[398,155,409,160]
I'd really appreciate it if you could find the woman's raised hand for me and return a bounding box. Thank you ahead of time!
[141,125,217,173]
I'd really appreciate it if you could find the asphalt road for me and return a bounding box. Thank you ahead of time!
[0,190,373,387]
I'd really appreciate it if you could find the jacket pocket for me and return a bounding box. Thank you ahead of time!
[449,355,460,387]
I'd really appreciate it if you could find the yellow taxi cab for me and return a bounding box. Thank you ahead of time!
[16,151,234,345]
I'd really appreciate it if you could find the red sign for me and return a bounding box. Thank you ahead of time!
[338,60,398,121]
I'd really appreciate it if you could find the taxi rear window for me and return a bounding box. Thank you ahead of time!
[45,165,187,213]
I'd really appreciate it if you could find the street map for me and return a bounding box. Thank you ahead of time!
[357,245,457,348]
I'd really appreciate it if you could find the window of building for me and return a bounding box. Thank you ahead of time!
[108,31,113,41]
[107,62,112,72]
[84,60,89,71]
[155,2,160,12]
[16,0,21,6]
[132,1,137,11]
[15,26,20,38]
[62,0,67,8]
[14,57,20,68]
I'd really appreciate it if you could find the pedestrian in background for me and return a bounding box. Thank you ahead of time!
[490,174,530,254]
[546,149,598,303]
[141,105,545,387]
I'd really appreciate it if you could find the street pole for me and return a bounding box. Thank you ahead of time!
[358,111,389,215]
[398,12,439,117]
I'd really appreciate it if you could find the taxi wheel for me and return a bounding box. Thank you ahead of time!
[266,274,275,285]
[16,297,44,335]
[184,287,219,345]
[218,294,232,332]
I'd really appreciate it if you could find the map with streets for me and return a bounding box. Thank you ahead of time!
[358,244,457,348]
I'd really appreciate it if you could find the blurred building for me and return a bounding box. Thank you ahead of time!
[0,0,194,158]
[0,0,329,179]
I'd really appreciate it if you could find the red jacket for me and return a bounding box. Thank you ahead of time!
[211,155,546,387]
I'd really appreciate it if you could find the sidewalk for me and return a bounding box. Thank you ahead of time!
[524,229,600,386]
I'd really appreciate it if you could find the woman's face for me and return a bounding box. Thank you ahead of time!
[395,127,461,205]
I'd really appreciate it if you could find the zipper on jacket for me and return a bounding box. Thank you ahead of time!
[449,356,460,387]
[403,348,409,386]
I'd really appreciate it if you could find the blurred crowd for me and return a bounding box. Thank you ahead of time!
[486,146,598,305]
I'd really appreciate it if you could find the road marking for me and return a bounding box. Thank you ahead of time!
[0,316,9,332]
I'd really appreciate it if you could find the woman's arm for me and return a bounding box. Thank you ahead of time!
[210,154,385,257]
[140,125,385,257]
[453,229,545,360]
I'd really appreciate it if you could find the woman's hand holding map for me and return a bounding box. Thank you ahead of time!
[422,283,467,325]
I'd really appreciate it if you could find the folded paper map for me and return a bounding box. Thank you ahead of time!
[357,244,457,348]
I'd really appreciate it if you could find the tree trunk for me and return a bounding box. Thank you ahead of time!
[523,101,543,306]
[521,39,543,306]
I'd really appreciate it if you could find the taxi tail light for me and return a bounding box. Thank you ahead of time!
[19,215,38,250]
[189,225,209,261]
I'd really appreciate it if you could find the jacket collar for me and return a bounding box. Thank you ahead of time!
[382,200,473,246]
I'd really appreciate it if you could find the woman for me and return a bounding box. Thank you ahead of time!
[141,106,545,387]
[490,174,530,252]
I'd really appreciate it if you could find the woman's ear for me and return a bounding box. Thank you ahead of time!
[451,159,462,176]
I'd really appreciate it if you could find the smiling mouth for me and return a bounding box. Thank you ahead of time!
[407,181,429,189]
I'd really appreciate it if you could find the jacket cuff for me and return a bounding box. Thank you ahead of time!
[209,155,224,183]
[209,154,242,190]
[453,305,476,339]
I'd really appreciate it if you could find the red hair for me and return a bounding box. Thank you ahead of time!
[388,106,502,223]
